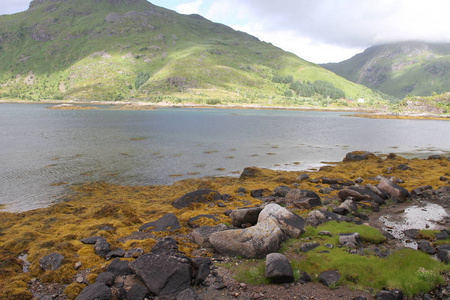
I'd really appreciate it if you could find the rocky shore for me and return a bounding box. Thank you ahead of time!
[0,151,449,300]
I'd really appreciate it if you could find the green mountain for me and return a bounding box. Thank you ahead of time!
[321,41,450,99]
[0,0,383,105]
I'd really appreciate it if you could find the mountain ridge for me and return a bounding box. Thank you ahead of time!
[0,0,384,105]
[321,41,450,99]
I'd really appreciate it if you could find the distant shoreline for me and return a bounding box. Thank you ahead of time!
[1,99,449,120]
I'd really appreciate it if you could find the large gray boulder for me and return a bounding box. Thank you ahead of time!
[190,224,228,248]
[139,213,181,232]
[209,218,285,258]
[230,207,263,227]
[130,253,192,296]
[377,178,410,203]
[264,253,293,283]
[258,203,305,238]
[172,189,222,209]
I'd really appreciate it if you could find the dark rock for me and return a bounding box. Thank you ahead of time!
[343,151,375,162]
[264,253,294,283]
[353,297,367,300]
[230,207,263,227]
[191,257,211,285]
[435,231,449,240]
[126,283,150,300]
[190,224,228,248]
[106,248,125,260]
[437,245,450,264]
[375,289,403,300]
[339,200,357,213]
[319,187,333,194]
[293,197,323,210]
[377,178,410,203]
[428,155,444,160]
[318,231,332,237]
[236,187,247,193]
[355,201,380,212]
[150,237,184,256]
[124,248,144,258]
[94,238,111,258]
[322,211,353,222]
[440,176,450,182]
[250,188,270,198]
[258,203,305,238]
[80,236,105,244]
[187,214,219,228]
[209,219,285,258]
[139,213,181,232]
[329,184,345,190]
[285,189,321,208]
[333,207,349,215]
[436,186,450,194]
[355,177,364,184]
[272,186,291,197]
[299,271,312,283]
[338,189,371,202]
[403,229,419,239]
[296,174,309,181]
[39,253,64,271]
[75,282,111,300]
[177,288,201,300]
[106,258,133,276]
[172,189,221,209]
[352,213,369,221]
[318,270,340,287]
[397,164,412,171]
[417,240,436,255]
[410,185,433,197]
[130,253,192,296]
[299,242,320,253]
[95,272,115,287]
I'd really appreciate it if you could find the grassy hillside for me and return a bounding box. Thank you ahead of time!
[0,0,385,107]
[322,41,450,99]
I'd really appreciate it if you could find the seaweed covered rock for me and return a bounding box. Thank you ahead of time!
[209,218,285,258]
[343,151,375,162]
[172,189,222,209]
[139,213,181,232]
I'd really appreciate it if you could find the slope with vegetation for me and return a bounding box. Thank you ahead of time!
[321,41,450,99]
[0,0,385,107]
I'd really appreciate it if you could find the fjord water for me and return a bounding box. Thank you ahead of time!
[1,103,449,212]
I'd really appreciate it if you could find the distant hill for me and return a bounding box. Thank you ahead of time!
[0,0,383,106]
[321,41,450,99]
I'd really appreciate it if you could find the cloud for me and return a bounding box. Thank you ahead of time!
[206,0,450,62]
[0,0,30,15]
[175,0,203,15]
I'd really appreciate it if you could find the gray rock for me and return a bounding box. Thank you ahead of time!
[343,151,375,162]
[150,237,183,256]
[230,207,263,227]
[130,253,192,296]
[410,185,433,197]
[95,272,115,287]
[106,258,133,276]
[318,270,340,287]
[240,167,264,180]
[264,253,293,283]
[139,213,181,232]
[80,236,105,244]
[39,253,64,271]
[339,200,357,213]
[417,240,436,255]
[177,288,201,300]
[172,189,221,209]
[191,257,211,285]
[75,282,111,300]
[293,197,323,210]
[106,248,125,260]
[437,245,450,264]
[124,248,144,258]
[377,178,410,203]
[258,203,305,238]
[375,289,403,300]
[94,238,111,259]
[296,174,310,181]
[339,233,361,247]
[209,218,285,258]
[299,242,320,253]
[272,186,291,197]
[435,230,449,240]
[403,229,419,239]
[190,224,229,248]
[126,283,150,300]
[285,189,322,208]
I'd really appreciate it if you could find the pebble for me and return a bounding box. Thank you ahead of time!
[76,276,84,284]
[74,261,82,270]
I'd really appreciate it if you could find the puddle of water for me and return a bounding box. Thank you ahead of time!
[379,202,449,248]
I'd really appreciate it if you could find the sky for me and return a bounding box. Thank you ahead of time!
[2,0,450,63]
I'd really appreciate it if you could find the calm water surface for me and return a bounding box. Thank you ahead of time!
[1,103,449,212]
